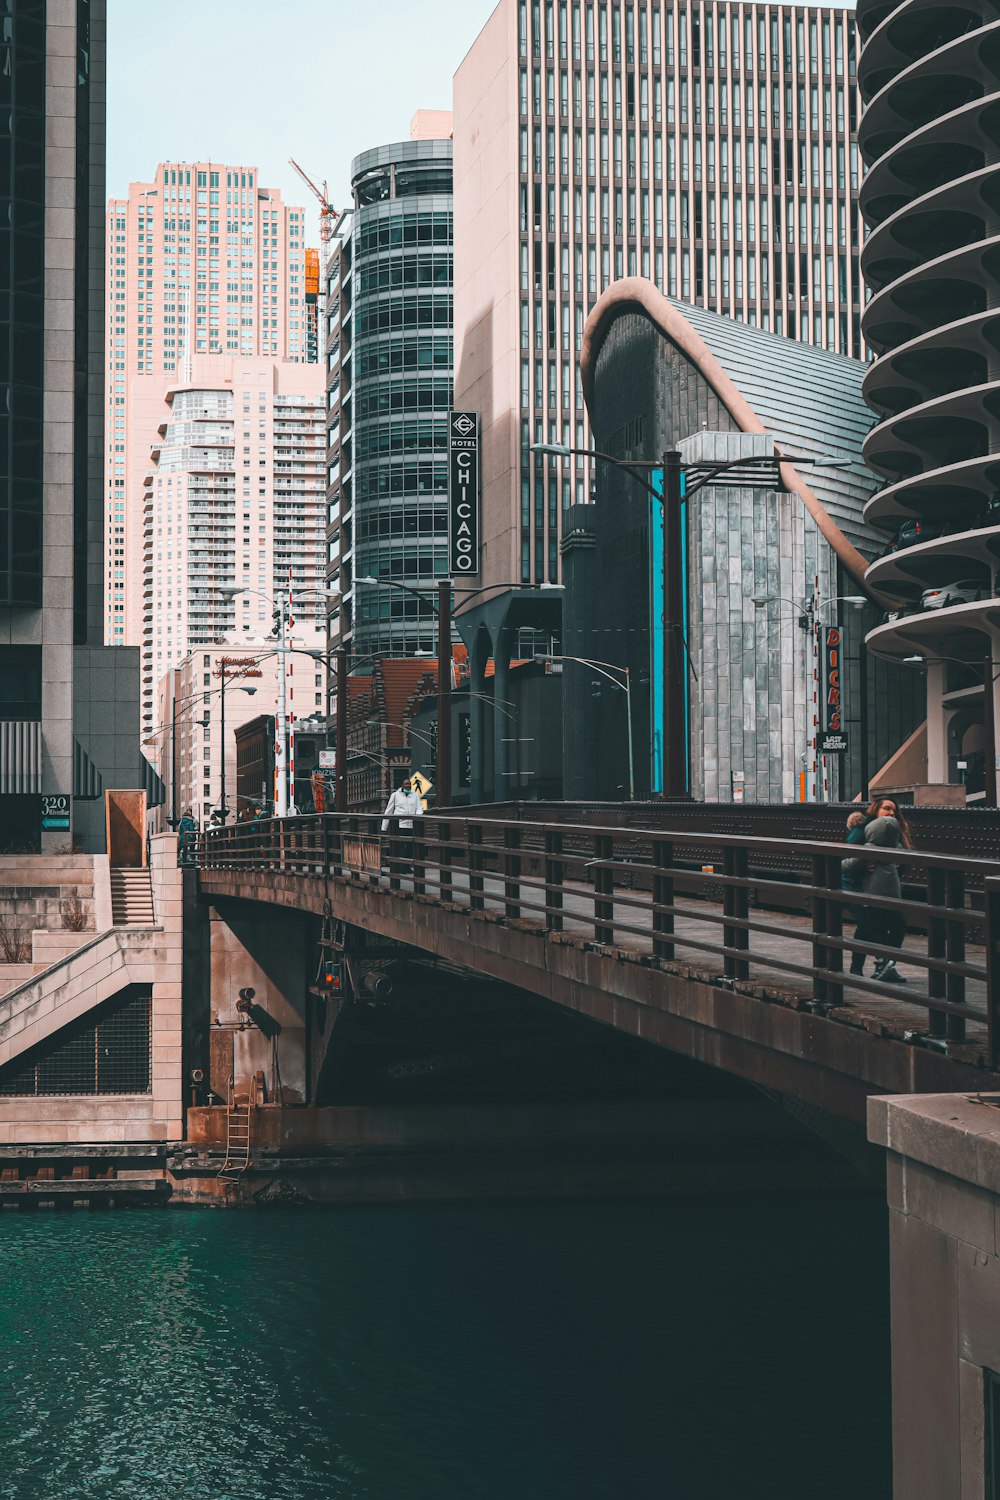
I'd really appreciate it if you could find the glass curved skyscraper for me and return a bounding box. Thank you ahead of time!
[326,126,453,657]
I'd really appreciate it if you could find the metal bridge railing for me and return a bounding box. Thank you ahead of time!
[198,813,1000,1068]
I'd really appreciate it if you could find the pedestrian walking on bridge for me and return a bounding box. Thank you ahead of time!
[844,814,908,983]
[381,776,424,875]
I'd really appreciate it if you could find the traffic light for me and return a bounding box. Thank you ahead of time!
[320,959,343,994]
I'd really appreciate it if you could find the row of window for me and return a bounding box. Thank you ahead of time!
[355,416,449,461]
[355,336,452,378]
[519,3,857,82]
[354,296,453,337]
[520,66,858,139]
[355,382,452,421]
[355,508,448,542]
[355,557,450,599]
[517,126,861,192]
[354,461,448,500]
[355,166,453,207]
[354,214,452,259]
[356,256,452,295]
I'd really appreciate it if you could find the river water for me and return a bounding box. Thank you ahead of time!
[0,1196,890,1499]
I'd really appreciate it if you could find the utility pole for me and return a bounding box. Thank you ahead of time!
[169,673,180,829]
[437,577,452,809]
[274,598,289,818]
[662,449,687,799]
[335,645,348,812]
[219,664,228,820]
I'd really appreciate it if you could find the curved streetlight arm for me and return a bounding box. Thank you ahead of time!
[530,441,838,504]
[366,719,438,752]
[905,652,1000,682]
[532,443,663,502]
[355,576,563,607]
[543,653,629,691]
[538,652,634,798]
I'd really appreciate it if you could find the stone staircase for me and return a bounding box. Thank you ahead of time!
[110,868,155,926]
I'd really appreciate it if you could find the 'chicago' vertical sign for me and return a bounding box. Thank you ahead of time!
[448,411,480,574]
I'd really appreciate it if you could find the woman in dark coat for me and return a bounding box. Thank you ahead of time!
[844,815,907,984]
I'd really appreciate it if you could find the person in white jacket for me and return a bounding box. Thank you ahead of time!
[380,777,424,831]
[381,777,424,874]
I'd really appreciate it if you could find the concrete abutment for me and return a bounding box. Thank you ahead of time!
[868,1094,1000,1499]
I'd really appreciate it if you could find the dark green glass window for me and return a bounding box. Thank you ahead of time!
[0,0,46,608]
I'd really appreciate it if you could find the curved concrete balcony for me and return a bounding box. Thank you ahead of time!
[859,1,993,103]
[865,595,1000,661]
[861,166,1000,298]
[862,234,1000,357]
[860,92,1000,231]
[861,21,1000,167]
[866,524,1000,604]
[865,454,1000,528]
[862,381,1000,483]
[862,309,1000,420]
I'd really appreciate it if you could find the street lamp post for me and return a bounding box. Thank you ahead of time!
[355,576,562,810]
[662,449,686,801]
[530,441,850,800]
[336,644,348,812]
[215,663,257,822]
[985,653,997,809]
[753,591,866,801]
[537,653,634,799]
[143,686,210,828]
[217,585,338,817]
[438,577,452,811]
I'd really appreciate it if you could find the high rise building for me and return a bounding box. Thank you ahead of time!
[0,0,145,851]
[325,114,453,658]
[858,0,1000,800]
[452,0,863,595]
[106,163,317,650]
[140,357,326,741]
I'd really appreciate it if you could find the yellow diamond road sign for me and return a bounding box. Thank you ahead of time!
[410,771,433,806]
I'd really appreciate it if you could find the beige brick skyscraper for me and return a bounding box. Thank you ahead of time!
[453,0,863,591]
[105,162,317,649]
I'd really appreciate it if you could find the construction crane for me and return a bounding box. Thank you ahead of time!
[289,157,340,243]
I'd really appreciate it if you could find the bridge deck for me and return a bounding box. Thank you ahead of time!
[198,814,1000,1119]
[406,866,991,1048]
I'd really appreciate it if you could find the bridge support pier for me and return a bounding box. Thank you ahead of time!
[869,1093,1000,1500]
[207,901,318,1107]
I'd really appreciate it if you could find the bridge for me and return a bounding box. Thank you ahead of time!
[198,809,1000,1123]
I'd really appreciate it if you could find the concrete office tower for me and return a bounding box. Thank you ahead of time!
[453,0,863,594]
[0,1,144,852]
[858,0,1000,803]
[154,637,324,829]
[326,114,453,658]
[106,164,318,652]
[141,357,326,742]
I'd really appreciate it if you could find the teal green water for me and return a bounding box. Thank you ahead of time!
[0,1199,890,1499]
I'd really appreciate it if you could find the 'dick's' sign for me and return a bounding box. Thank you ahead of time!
[448,410,480,574]
[820,622,848,756]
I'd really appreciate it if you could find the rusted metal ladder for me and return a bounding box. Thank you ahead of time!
[217,1093,252,1180]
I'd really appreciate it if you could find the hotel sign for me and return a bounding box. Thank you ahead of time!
[448,410,480,574]
[820,623,848,756]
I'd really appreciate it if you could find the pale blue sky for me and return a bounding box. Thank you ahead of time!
[107,0,857,229]
[107,0,497,221]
